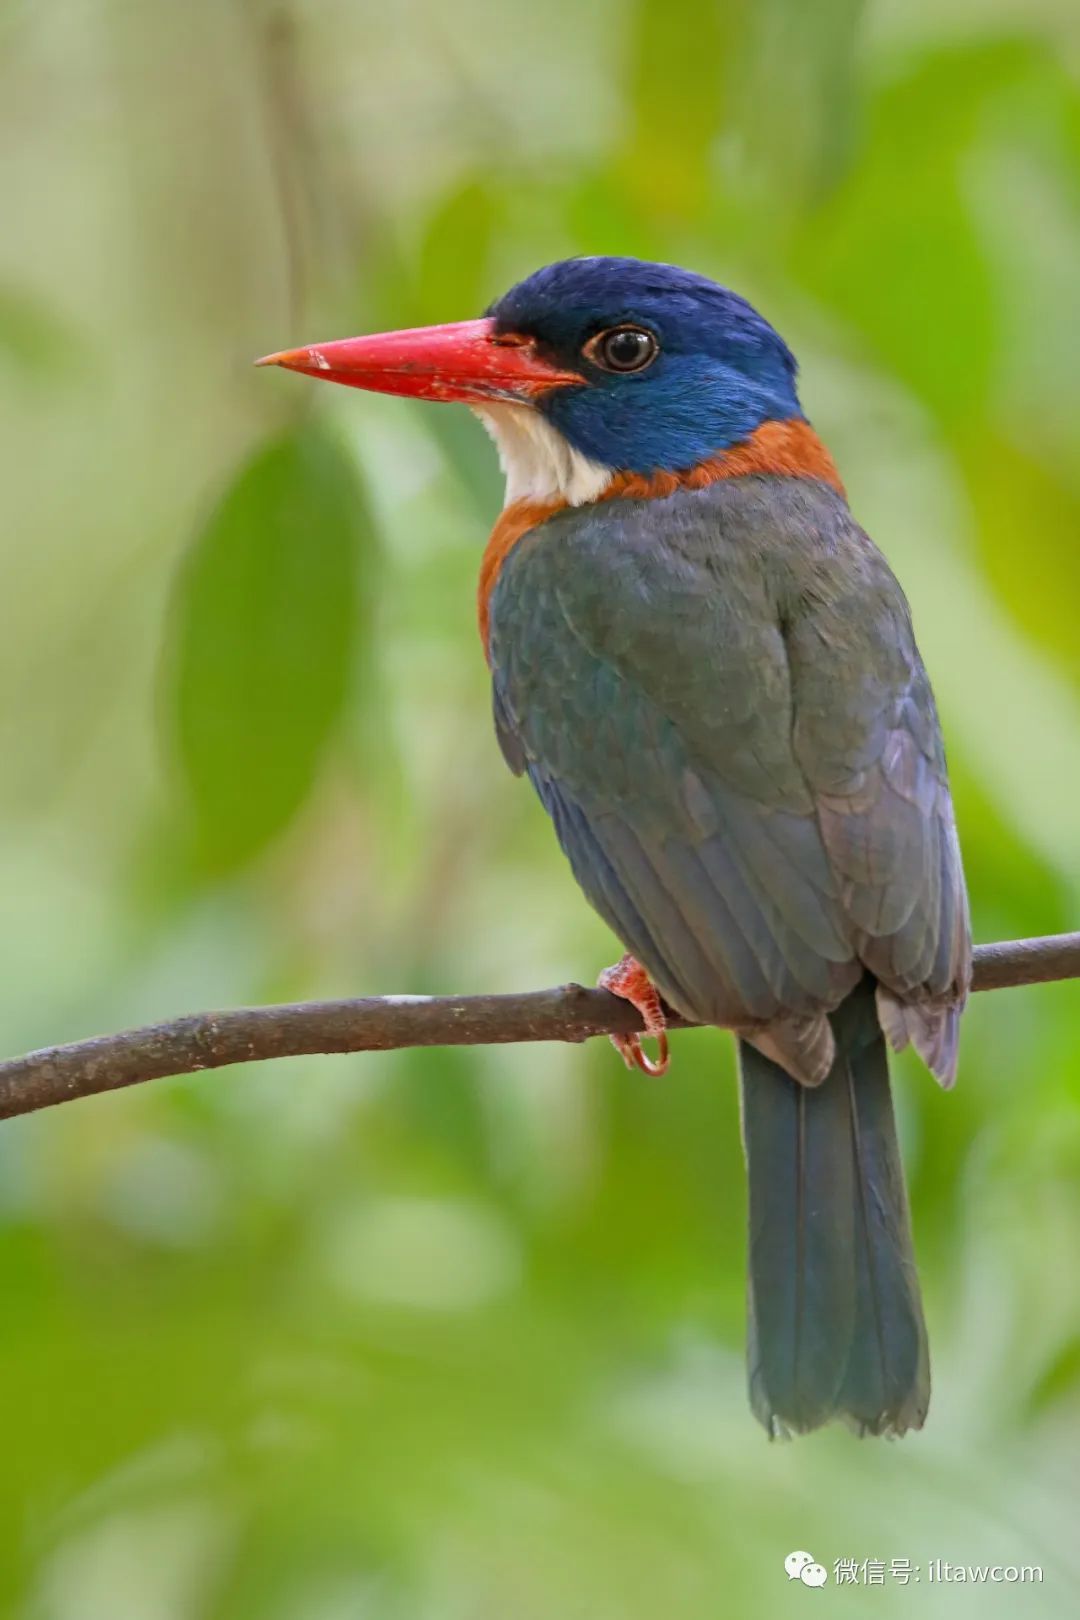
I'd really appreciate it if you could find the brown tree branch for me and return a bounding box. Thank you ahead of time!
[0,931,1076,1122]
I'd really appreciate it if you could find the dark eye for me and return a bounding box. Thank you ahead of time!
[586,325,659,374]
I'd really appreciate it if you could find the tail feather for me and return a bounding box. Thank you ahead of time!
[739,978,929,1438]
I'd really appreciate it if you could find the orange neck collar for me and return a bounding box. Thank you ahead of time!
[477,419,844,653]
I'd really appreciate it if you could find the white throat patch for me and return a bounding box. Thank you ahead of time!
[471,403,613,507]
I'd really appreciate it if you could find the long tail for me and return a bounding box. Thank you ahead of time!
[738,977,929,1437]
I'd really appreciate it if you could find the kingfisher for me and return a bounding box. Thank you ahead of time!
[258,257,972,1437]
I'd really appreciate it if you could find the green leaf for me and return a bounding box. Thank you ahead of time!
[167,425,370,871]
[958,433,1080,684]
[415,179,499,323]
[794,42,1040,420]
[622,0,732,219]
[0,283,86,380]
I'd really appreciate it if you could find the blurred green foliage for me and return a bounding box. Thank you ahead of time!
[168,426,370,872]
[1,1,1079,1615]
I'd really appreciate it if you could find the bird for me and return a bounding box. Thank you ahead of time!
[258,256,972,1437]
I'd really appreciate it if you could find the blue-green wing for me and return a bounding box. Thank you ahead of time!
[488,479,969,1077]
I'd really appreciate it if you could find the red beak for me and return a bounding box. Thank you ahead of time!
[255,317,582,404]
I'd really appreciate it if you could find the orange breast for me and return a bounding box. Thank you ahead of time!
[477,496,564,656]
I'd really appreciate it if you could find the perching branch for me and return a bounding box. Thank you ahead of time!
[0,931,1076,1122]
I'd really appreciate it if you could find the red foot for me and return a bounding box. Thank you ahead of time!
[598,953,670,1077]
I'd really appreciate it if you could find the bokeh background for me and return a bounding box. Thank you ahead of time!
[2,0,1079,1614]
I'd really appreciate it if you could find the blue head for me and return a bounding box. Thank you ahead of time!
[260,256,804,489]
[487,257,802,475]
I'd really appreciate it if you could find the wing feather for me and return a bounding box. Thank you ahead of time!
[488,479,970,1075]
